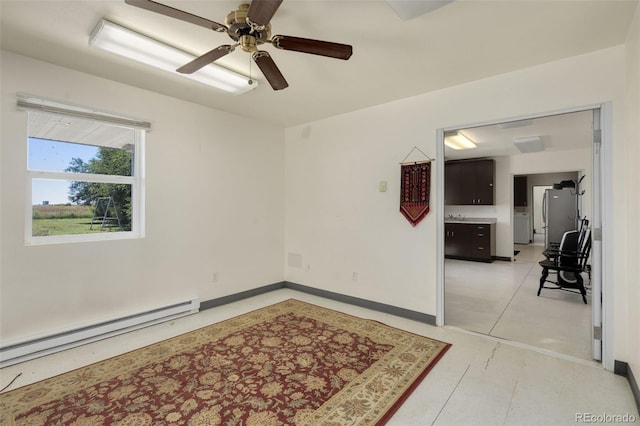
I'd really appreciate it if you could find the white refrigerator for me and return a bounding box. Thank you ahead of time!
[542,188,578,249]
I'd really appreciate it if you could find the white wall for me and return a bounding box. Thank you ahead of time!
[0,52,285,344]
[624,2,640,377]
[284,46,627,359]
[1,31,635,370]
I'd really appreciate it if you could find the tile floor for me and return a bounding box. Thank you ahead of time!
[1,289,638,425]
[445,243,593,360]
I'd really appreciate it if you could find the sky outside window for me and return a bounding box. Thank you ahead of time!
[29,138,99,205]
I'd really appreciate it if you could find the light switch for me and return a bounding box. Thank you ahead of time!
[379,181,388,192]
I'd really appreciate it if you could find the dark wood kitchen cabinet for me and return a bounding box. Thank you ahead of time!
[445,222,495,262]
[445,223,470,258]
[514,175,528,206]
[444,162,463,205]
[445,159,495,205]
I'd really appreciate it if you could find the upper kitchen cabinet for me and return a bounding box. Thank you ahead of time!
[514,175,528,206]
[444,161,463,205]
[445,159,495,205]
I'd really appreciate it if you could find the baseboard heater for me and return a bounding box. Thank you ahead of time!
[0,299,199,368]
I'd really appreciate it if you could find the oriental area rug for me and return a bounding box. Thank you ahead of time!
[0,299,451,425]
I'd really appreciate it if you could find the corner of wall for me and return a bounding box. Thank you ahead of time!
[624,0,640,377]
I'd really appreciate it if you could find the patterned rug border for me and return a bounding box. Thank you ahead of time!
[0,298,451,425]
[298,301,451,425]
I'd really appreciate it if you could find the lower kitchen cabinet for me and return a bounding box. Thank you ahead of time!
[445,222,495,262]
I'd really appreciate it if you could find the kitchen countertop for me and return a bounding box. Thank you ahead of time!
[445,217,497,224]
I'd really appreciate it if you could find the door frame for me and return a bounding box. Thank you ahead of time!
[435,103,613,370]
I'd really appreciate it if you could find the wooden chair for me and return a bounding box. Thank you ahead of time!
[538,229,591,304]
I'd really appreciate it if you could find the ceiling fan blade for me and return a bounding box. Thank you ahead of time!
[252,51,288,90]
[247,0,284,26]
[125,0,227,32]
[176,45,234,74]
[272,35,352,60]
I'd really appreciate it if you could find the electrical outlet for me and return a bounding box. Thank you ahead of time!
[212,272,218,283]
[352,272,358,281]
[305,264,311,272]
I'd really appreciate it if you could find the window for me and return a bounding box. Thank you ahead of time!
[22,96,148,244]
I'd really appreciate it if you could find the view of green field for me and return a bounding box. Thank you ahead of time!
[32,204,123,236]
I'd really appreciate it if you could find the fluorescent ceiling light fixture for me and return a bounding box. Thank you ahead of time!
[89,19,255,94]
[444,131,477,150]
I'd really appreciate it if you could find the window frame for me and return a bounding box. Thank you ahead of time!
[22,99,147,245]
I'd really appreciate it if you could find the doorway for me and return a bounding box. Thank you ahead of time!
[438,107,604,363]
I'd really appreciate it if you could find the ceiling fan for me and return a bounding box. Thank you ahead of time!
[124,0,353,90]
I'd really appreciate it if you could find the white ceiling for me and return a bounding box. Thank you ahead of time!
[1,0,637,130]
[445,109,594,160]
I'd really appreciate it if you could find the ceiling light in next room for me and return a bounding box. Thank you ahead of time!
[444,131,477,150]
[89,19,255,94]
[513,136,544,153]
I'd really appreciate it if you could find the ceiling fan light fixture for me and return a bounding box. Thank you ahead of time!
[444,131,477,150]
[89,19,255,94]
